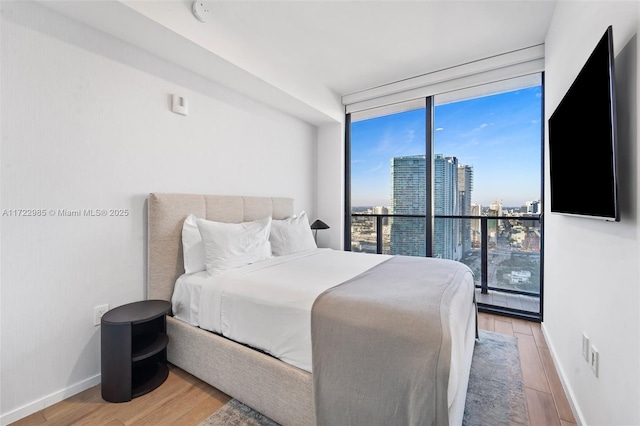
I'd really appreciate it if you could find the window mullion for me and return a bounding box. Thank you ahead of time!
[425,97,434,257]
[344,112,352,251]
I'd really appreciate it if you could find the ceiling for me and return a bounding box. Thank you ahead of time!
[40,1,557,125]
[194,1,557,96]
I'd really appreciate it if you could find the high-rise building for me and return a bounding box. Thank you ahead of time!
[433,154,460,260]
[374,206,389,225]
[525,200,541,214]
[488,199,503,216]
[458,164,473,255]
[470,203,482,248]
[389,155,426,256]
[487,199,502,245]
[389,154,468,260]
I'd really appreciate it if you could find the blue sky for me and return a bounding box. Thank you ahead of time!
[351,86,542,208]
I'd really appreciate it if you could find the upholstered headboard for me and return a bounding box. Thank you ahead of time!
[147,193,294,302]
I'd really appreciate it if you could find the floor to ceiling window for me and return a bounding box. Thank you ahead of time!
[348,99,427,255]
[346,74,544,321]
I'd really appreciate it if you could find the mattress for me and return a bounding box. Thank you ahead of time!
[171,248,475,407]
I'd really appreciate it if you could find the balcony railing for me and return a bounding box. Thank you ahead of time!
[350,213,542,317]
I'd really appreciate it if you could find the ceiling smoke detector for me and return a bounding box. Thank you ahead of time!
[192,1,211,23]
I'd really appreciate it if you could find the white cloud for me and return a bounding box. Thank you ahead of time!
[368,162,384,173]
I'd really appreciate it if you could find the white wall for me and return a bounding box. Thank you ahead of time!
[0,2,317,422]
[316,122,345,250]
[544,2,640,425]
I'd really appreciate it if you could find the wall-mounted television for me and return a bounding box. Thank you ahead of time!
[548,25,619,221]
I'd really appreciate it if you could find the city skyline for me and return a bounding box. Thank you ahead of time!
[350,86,542,207]
[352,198,542,213]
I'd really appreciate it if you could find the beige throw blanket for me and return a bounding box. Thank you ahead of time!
[311,256,473,426]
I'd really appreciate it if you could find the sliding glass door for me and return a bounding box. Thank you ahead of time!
[346,74,544,321]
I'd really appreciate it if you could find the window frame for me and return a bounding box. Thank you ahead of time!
[343,73,545,321]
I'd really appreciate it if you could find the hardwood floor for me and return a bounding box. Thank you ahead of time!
[11,367,232,426]
[478,312,577,426]
[12,312,576,426]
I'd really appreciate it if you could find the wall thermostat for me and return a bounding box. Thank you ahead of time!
[192,1,211,23]
[171,94,188,116]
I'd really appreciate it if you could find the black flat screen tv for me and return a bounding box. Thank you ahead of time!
[548,25,619,221]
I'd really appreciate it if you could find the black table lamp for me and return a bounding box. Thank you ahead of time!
[310,219,330,243]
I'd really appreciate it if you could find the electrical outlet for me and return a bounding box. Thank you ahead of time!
[582,333,590,362]
[590,345,599,377]
[94,304,109,326]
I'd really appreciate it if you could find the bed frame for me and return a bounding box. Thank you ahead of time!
[147,193,476,425]
[147,193,314,425]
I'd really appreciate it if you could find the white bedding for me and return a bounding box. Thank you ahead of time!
[172,248,388,370]
[171,248,475,408]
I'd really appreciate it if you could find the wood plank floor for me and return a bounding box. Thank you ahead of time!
[478,313,577,426]
[12,312,576,426]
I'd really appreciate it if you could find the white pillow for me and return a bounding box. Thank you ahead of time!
[196,216,273,274]
[269,211,317,256]
[182,214,206,274]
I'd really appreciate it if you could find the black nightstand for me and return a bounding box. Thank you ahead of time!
[101,300,171,402]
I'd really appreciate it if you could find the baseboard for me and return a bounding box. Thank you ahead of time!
[540,323,585,426]
[0,373,101,426]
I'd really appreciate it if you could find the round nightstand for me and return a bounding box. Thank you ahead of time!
[101,300,171,403]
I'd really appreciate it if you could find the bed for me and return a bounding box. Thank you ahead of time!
[147,193,477,425]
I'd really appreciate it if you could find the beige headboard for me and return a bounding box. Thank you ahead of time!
[147,193,294,302]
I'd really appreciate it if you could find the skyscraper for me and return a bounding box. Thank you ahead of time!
[470,203,482,248]
[374,205,389,225]
[525,200,541,214]
[389,155,426,256]
[458,164,474,255]
[389,154,468,260]
[433,154,460,260]
[487,199,503,245]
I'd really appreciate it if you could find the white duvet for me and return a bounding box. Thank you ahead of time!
[171,248,475,412]
[171,248,390,372]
